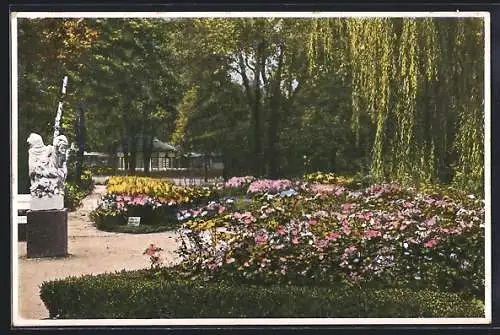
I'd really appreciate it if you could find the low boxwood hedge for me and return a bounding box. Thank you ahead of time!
[40,268,484,319]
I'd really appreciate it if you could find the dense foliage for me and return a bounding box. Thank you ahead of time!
[64,168,94,210]
[17,17,485,195]
[40,267,484,319]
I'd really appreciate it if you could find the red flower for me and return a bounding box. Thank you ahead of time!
[341,203,355,212]
[315,239,329,250]
[143,243,162,256]
[424,238,440,248]
[326,231,341,241]
[254,229,268,244]
[364,229,381,238]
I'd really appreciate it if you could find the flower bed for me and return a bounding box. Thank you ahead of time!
[89,176,215,232]
[177,180,485,300]
[48,172,485,317]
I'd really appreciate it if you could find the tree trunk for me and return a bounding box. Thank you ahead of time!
[129,135,137,175]
[75,103,85,187]
[203,154,208,183]
[143,134,153,175]
[266,43,284,179]
[222,153,228,181]
[238,48,263,177]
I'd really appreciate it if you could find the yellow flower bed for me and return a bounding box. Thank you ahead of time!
[304,172,354,186]
[107,176,175,196]
[106,176,213,205]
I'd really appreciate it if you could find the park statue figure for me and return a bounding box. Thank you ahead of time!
[24,76,70,259]
[27,76,69,210]
[27,133,68,199]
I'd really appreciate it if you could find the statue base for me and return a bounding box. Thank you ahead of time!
[26,209,68,258]
[30,195,64,211]
[18,224,27,242]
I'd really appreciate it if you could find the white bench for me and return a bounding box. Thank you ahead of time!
[17,194,30,241]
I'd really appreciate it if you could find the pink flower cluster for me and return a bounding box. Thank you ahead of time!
[225,176,256,188]
[232,211,256,224]
[247,179,293,194]
[308,183,345,196]
[115,194,161,209]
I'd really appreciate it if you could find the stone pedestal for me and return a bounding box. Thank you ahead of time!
[30,195,64,211]
[18,223,27,242]
[26,209,68,258]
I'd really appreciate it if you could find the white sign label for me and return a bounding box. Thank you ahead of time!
[127,216,141,226]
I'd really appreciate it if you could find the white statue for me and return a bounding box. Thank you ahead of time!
[28,75,70,210]
[27,132,68,209]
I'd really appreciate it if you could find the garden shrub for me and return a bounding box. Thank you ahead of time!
[64,182,85,211]
[39,268,484,319]
[303,171,371,189]
[78,168,95,193]
[64,167,95,211]
[216,176,256,197]
[89,166,115,176]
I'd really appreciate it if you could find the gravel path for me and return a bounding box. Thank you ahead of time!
[16,185,181,321]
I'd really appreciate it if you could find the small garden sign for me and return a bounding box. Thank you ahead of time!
[127,216,141,226]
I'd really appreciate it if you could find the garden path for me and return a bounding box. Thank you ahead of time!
[16,185,181,322]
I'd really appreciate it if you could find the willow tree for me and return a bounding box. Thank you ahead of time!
[307,17,485,192]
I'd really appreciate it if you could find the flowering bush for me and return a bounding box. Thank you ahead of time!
[176,181,485,299]
[247,179,293,194]
[304,171,340,184]
[303,171,372,190]
[224,176,256,189]
[143,244,164,269]
[215,176,256,198]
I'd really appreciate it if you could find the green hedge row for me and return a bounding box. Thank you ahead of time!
[40,268,484,319]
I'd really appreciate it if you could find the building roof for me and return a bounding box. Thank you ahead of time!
[84,152,109,157]
[116,136,179,153]
[183,152,203,158]
[152,138,178,151]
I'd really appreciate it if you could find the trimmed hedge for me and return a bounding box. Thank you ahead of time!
[40,268,484,319]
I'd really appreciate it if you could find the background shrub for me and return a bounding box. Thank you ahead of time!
[64,182,87,211]
[64,167,95,211]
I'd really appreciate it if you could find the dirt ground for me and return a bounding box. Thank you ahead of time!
[15,185,181,321]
